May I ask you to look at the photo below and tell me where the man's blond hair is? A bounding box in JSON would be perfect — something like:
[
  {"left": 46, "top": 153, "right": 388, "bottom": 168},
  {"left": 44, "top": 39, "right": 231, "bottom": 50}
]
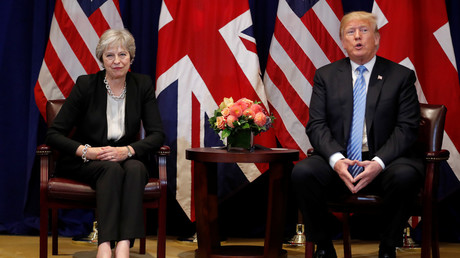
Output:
[{"left": 339, "top": 11, "right": 379, "bottom": 40}]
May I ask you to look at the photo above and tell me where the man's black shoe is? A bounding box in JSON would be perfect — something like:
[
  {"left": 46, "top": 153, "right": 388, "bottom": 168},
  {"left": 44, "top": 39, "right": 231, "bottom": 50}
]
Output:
[{"left": 314, "top": 248, "right": 337, "bottom": 258}]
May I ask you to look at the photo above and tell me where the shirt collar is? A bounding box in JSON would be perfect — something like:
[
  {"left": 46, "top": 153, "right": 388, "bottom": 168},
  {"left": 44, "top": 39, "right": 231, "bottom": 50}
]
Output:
[{"left": 350, "top": 56, "right": 376, "bottom": 74}]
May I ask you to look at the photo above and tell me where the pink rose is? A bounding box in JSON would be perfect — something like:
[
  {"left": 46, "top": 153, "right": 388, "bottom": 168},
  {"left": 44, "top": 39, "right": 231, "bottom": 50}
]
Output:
[
  {"left": 226, "top": 115, "right": 238, "bottom": 128},
  {"left": 254, "top": 112, "right": 267, "bottom": 127},
  {"left": 250, "top": 103, "right": 263, "bottom": 114},
  {"left": 221, "top": 107, "right": 230, "bottom": 117},
  {"left": 215, "top": 116, "right": 226, "bottom": 130},
  {"left": 243, "top": 108, "right": 256, "bottom": 119},
  {"left": 235, "top": 98, "right": 253, "bottom": 111},
  {"left": 229, "top": 105, "right": 243, "bottom": 117}
]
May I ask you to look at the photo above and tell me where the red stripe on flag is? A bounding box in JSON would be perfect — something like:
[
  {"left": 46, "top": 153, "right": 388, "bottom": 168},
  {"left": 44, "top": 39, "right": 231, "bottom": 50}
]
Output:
[
  {"left": 265, "top": 55, "right": 310, "bottom": 124},
  {"left": 54, "top": 0, "right": 100, "bottom": 75},
  {"left": 325, "top": 0, "right": 344, "bottom": 20},
  {"left": 34, "top": 82, "right": 48, "bottom": 118},
  {"left": 240, "top": 37, "right": 258, "bottom": 54},
  {"left": 302, "top": 11, "right": 346, "bottom": 63},
  {"left": 112, "top": 0, "right": 121, "bottom": 16},
  {"left": 192, "top": 93, "right": 201, "bottom": 149},
  {"left": 89, "top": 8, "right": 111, "bottom": 37},
  {"left": 43, "top": 43, "right": 74, "bottom": 98},
  {"left": 273, "top": 17, "right": 316, "bottom": 86}
]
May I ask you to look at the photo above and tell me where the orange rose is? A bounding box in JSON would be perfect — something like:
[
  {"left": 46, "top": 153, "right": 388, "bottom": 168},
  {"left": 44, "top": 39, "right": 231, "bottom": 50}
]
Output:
[
  {"left": 215, "top": 116, "right": 226, "bottom": 130},
  {"left": 221, "top": 107, "right": 230, "bottom": 117},
  {"left": 235, "top": 98, "right": 253, "bottom": 111},
  {"left": 229, "top": 105, "right": 243, "bottom": 117},
  {"left": 226, "top": 115, "right": 238, "bottom": 128},
  {"left": 243, "top": 108, "right": 256, "bottom": 119},
  {"left": 254, "top": 112, "right": 267, "bottom": 127},
  {"left": 250, "top": 103, "right": 263, "bottom": 114}
]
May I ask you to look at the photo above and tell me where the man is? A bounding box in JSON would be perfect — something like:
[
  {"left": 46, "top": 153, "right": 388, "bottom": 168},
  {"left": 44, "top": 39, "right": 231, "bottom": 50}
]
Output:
[{"left": 291, "top": 11, "right": 424, "bottom": 258}]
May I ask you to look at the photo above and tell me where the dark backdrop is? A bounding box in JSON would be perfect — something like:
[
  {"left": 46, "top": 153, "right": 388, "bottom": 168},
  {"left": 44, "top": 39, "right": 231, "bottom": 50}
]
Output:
[{"left": 1, "top": 0, "right": 460, "bottom": 242}]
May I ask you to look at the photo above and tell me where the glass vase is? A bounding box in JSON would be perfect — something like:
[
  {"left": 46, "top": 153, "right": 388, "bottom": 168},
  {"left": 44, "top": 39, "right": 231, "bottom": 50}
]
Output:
[{"left": 226, "top": 129, "right": 253, "bottom": 151}]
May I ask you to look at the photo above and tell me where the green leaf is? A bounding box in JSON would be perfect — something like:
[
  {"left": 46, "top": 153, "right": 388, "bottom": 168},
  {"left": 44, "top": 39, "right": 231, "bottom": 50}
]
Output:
[{"left": 222, "top": 129, "right": 231, "bottom": 139}]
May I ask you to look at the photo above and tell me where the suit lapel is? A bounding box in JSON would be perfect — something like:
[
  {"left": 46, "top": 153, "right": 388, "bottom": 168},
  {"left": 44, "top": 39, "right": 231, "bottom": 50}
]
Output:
[
  {"left": 124, "top": 72, "right": 134, "bottom": 139},
  {"left": 96, "top": 71, "right": 109, "bottom": 145},
  {"left": 366, "top": 57, "right": 385, "bottom": 135},
  {"left": 338, "top": 58, "right": 354, "bottom": 142}
]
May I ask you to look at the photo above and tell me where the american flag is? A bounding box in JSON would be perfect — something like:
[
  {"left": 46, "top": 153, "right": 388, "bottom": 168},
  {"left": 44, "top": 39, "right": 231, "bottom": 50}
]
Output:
[
  {"left": 264, "top": 0, "right": 345, "bottom": 160},
  {"left": 155, "top": 0, "right": 275, "bottom": 221},
  {"left": 34, "top": 0, "right": 124, "bottom": 119}
]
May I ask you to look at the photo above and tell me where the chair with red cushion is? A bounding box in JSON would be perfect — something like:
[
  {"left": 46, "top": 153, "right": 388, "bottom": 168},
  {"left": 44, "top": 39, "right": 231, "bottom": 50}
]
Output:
[
  {"left": 37, "top": 99, "right": 169, "bottom": 258},
  {"left": 304, "top": 103, "right": 449, "bottom": 258}
]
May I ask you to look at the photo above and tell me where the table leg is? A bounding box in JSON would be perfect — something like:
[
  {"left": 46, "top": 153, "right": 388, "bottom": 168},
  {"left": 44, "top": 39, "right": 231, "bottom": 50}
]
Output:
[
  {"left": 194, "top": 161, "right": 220, "bottom": 257},
  {"left": 264, "top": 161, "right": 290, "bottom": 257}
]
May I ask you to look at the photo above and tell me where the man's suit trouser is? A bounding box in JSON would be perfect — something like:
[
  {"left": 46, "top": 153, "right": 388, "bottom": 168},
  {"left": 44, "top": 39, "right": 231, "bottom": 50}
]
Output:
[{"left": 291, "top": 154, "right": 423, "bottom": 247}]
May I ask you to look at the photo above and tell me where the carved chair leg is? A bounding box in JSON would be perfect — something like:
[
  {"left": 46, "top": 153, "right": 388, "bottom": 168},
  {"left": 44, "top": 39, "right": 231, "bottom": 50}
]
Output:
[
  {"left": 52, "top": 209, "right": 59, "bottom": 255},
  {"left": 342, "top": 213, "right": 352, "bottom": 258},
  {"left": 39, "top": 207, "right": 48, "bottom": 258},
  {"left": 305, "top": 241, "right": 314, "bottom": 258}
]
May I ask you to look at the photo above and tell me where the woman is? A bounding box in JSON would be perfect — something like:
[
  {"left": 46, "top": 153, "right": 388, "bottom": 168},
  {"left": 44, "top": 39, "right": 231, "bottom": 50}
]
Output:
[{"left": 46, "top": 29, "right": 165, "bottom": 258}]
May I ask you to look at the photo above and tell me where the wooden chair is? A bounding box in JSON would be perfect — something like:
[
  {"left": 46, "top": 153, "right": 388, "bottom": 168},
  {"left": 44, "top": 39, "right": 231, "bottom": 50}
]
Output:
[
  {"left": 305, "top": 103, "right": 449, "bottom": 258},
  {"left": 37, "top": 99, "right": 170, "bottom": 258}
]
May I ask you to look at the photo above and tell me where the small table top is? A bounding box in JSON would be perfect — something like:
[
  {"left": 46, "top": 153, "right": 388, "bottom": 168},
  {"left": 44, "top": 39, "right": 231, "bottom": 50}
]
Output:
[{"left": 186, "top": 147, "right": 299, "bottom": 163}]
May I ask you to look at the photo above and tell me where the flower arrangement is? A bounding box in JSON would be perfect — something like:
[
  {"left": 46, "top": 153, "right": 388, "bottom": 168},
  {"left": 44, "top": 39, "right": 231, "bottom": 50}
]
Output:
[{"left": 209, "top": 97, "right": 274, "bottom": 147}]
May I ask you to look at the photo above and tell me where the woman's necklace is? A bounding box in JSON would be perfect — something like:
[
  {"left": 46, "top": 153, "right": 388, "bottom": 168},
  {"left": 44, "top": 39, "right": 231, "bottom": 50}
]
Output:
[{"left": 104, "top": 76, "right": 126, "bottom": 100}]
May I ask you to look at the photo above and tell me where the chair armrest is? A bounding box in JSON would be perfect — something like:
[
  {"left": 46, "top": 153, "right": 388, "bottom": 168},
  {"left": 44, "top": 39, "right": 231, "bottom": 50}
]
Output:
[
  {"left": 425, "top": 149, "right": 450, "bottom": 162},
  {"left": 37, "top": 144, "right": 53, "bottom": 198},
  {"left": 156, "top": 145, "right": 170, "bottom": 191},
  {"left": 423, "top": 149, "right": 450, "bottom": 204},
  {"left": 307, "top": 148, "right": 314, "bottom": 157},
  {"left": 36, "top": 144, "right": 52, "bottom": 156},
  {"left": 36, "top": 144, "right": 53, "bottom": 180},
  {"left": 156, "top": 145, "right": 171, "bottom": 156}
]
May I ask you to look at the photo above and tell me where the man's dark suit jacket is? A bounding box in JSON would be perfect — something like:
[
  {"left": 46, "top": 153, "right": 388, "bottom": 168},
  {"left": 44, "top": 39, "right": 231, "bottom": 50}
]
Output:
[
  {"left": 306, "top": 56, "right": 422, "bottom": 170},
  {"left": 46, "top": 70, "right": 165, "bottom": 173}
]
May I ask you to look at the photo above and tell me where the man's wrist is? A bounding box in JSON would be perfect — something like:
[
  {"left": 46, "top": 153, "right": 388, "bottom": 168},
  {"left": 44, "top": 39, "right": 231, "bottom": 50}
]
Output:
[
  {"left": 372, "top": 156, "right": 385, "bottom": 170},
  {"left": 329, "top": 152, "right": 345, "bottom": 169}
]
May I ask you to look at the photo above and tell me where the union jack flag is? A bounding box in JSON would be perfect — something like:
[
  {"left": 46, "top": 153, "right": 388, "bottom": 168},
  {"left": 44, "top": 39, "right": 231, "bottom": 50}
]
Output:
[
  {"left": 373, "top": 0, "right": 460, "bottom": 186},
  {"left": 155, "top": 0, "right": 276, "bottom": 221},
  {"left": 373, "top": 0, "right": 460, "bottom": 227},
  {"left": 34, "top": 0, "right": 124, "bottom": 119}
]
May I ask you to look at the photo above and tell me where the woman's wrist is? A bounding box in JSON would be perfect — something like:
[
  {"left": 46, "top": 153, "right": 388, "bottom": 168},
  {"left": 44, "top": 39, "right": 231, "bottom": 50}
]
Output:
[
  {"left": 81, "top": 144, "right": 91, "bottom": 162},
  {"left": 126, "top": 145, "right": 133, "bottom": 158}
]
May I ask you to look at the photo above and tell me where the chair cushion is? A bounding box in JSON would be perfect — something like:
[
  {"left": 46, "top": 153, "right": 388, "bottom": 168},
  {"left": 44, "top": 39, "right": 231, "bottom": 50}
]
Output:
[
  {"left": 48, "top": 178, "right": 95, "bottom": 201},
  {"left": 48, "top": 177, "right": 161, "bottom": 201},
  {"left": 328, "top": 194, "right": 383, "bottom": 213},
  {"left": 143, "top": 179, "right": 161, "bottom": 200}
]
